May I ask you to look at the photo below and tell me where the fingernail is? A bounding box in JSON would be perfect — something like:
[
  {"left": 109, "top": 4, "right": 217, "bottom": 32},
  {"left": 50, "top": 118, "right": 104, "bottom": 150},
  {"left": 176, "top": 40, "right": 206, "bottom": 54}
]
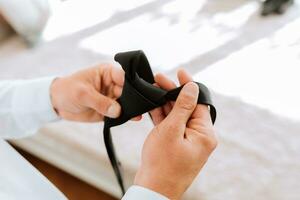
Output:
[
  {"left": 107, "top": 102, "right": 121, "bottom": 118},
  {"left": 183, "top": 82, "right": 198, "bottom": 96}
]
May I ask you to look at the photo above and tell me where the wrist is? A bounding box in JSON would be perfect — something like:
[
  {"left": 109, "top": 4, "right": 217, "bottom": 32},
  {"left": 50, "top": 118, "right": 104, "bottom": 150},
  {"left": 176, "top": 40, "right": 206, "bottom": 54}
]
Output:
[
  {"left": 134, "top": 169, "right": 184, "bottom": 200},
  {"left": 50, "top": 77, "right": 62, "bottom": 115}
]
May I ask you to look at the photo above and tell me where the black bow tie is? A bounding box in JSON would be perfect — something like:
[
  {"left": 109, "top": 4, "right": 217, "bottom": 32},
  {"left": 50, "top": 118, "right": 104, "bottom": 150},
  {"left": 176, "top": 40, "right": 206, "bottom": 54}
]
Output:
[{"left": 103, "top": 50, "right": 217, "bottom": 195}]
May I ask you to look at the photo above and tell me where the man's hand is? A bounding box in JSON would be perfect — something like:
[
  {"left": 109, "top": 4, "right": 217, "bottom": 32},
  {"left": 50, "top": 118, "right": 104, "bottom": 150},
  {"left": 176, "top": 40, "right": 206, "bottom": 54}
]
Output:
[
  {"left": 50, "top": 64, "right": 141, "bottom": 122},
  {"left": 134, "top": 69, "right": 217, "bottom": 199}
]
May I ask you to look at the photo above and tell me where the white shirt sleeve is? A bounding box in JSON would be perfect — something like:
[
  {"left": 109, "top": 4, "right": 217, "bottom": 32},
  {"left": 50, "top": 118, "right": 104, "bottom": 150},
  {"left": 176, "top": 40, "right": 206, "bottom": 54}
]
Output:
[
  {"left": 122, "top": 186, "right": 169, "bottom": 200},
  {"left": 0, "top": 77, "right": 60, "bottom": 139},
  {"left": 0, "top": 78, "right": 169, "bottom": 199}
]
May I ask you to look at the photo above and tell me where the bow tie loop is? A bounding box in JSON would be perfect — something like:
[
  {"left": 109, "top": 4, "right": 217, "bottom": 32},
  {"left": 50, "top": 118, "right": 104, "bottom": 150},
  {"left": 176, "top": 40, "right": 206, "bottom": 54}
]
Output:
[{"left": 104, "top": 50, "right": 217, "bottom": 195}]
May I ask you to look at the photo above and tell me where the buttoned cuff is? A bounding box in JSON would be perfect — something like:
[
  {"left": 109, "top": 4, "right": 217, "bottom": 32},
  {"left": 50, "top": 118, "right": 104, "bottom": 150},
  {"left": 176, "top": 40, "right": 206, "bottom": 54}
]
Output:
[
  {"left": 12, "top": 77, "right": 60, "bottom": 137},
  {"left": 122, "top": 185, "right": 169, "bottom": 200}
]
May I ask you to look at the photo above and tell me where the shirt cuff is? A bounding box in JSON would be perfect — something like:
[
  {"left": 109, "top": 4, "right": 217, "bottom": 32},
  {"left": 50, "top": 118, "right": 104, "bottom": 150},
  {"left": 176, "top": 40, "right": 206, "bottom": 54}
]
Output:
[
  {"left": 122, "top": 186, "right": 169, "bottom": 200},
  {"left": 12, "top": 77, "right": 60, "bottom": 137}
]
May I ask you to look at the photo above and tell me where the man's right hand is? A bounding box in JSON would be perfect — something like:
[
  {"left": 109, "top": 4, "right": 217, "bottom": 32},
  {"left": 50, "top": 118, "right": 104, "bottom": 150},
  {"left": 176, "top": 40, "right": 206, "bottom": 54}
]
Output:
[{"left": 134, "top": 69, "right": 218, "bottom": 199}]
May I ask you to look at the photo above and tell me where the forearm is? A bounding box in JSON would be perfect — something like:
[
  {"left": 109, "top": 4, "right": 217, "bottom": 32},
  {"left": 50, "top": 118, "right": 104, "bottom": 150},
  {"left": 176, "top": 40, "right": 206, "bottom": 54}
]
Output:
[
  {"left": 0, "top": 77, "right": 59, "bottom": 138},
  {"left": 0, "top": 77, "right": 169, "bottom": 199}
]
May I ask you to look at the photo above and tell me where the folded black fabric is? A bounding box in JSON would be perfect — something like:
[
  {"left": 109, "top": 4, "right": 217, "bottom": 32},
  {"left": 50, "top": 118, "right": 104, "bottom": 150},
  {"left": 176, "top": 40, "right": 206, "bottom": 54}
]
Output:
[{"left": 103, "top": 50, "right": 217, "bottom": 195}]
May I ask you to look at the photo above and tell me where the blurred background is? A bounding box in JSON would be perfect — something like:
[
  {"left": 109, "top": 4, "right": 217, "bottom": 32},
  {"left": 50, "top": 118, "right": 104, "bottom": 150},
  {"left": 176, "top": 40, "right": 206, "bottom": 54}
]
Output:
[{"left": 1, "top": 0, "right": 300, "bottom": 199}]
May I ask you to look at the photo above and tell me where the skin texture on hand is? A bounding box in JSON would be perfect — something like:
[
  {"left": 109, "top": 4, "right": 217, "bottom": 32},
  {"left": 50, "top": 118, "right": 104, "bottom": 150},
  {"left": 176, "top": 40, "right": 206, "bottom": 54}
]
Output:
[
  {"left": 50, "top": 64, "right": 216, "bottom": 199},
  {"left": 50, "top": 64, "right": 141, "bottom": 122},
  {"left": 134, "top": 69, "right": 218, "bottom": 200}
]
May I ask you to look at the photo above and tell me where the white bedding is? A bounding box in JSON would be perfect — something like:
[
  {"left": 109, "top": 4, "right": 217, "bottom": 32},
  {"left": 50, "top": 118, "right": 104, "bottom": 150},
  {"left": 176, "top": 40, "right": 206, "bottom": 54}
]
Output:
[{"left": 1, "top": 0, "right": 300, "bottom": 199}]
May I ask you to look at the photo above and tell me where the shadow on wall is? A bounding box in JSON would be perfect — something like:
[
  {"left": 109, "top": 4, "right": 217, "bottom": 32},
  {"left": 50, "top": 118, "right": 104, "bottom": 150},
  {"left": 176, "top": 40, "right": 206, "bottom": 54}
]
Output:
[{"left": 1, "top": 0, "right": 299, "bottom": 80}]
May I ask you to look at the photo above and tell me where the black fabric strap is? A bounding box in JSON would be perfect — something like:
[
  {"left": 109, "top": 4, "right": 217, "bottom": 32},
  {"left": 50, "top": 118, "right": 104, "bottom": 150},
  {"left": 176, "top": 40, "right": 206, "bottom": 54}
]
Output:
[{"left": 103, "top": 50, "right": 217, "bottom": 195}]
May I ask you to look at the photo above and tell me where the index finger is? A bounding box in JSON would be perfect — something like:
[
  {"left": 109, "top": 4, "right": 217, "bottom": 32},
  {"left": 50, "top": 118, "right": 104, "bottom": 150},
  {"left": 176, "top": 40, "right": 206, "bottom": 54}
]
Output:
[
  {"left": 177, "top": 69, "right": 211, "bottom": 120},
  {"left": 111, "top": 65, "right": 125, "bottom": 87}
]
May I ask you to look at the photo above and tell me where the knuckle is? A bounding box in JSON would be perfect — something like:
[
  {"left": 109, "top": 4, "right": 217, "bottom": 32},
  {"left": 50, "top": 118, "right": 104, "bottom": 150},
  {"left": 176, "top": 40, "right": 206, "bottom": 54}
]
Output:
[
  {"left": 201, "top": 135, "right": 218, "bottom": 151},
  {"left": 193, "top": 127, "right": 217, "bottom": 151},
  {"left": 103, "top": 99, "right": 113, "bottom": 111},
  {"left": 76, "top": 85, "right": 89, "bottom": 98},
  {"left": 165, "top": 121, "right": 179, "bottom": 132},
  {"left": 159, "top": 121, "right": 181, "bottom": 139},
  {"left": 177, "top": 94, "right": 195, "bottom": 111},
  {"left": 152, "top": 125, "right": 162, "bottom": 136}
]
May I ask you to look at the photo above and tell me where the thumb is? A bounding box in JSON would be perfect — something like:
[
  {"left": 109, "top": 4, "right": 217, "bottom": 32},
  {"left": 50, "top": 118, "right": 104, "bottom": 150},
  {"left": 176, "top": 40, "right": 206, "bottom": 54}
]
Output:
[
  {"left": 85, "top": 89, "right": 121, "bottom": 118},
  {"left": 163, "top": 82, "right": 199, "bottom": 130}
]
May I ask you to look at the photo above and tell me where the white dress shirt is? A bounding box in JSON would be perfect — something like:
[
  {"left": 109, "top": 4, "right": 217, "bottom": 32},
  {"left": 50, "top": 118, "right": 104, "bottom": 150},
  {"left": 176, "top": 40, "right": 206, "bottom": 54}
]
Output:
[{"left": 0, "top": 77, "right": 168, "bottom": 200}]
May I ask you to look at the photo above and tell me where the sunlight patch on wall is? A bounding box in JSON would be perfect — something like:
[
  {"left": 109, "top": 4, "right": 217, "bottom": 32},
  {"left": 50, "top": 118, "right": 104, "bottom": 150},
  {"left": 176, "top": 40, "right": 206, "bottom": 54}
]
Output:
[
  {"left": 79, "top": 14, "right": 235, "bottom": 71},
  {"left": 212, "top": 2, "right": 258, "bottom": 29},
  {"left": 42, "top": 0, "right": 153, "bottom": 41},
  {"left": 79, "top": 0, "right": 257, "bottom": 71},
  {"left": 161, "top": 0, "right": 207, "bottom": 20},
  {"left": 194, "top": 18, "right": 300, "bottom": 121}
]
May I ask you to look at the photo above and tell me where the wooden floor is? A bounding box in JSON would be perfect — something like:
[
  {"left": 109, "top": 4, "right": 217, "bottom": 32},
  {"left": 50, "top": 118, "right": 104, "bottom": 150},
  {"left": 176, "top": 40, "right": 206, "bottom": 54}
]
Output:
[{"left": 13, "top": 146, "right": 117, "bottom": 200}]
